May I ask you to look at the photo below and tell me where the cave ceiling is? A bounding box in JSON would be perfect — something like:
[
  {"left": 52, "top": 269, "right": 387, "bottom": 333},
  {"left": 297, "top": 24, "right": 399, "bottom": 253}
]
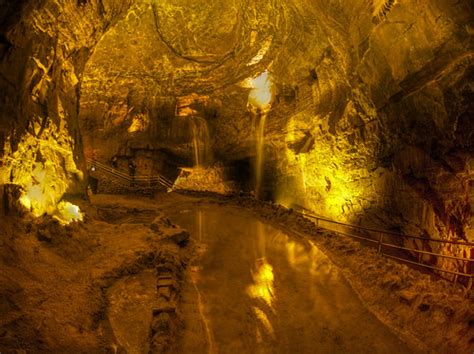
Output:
[
  {"left": 80, "top": 0, "right": 337, "bottom": 160},
  {"left": 81, "top": 0, "right": 318, "bottom": 96},
  {"left": 81, "top": 0, "right": 473, "bottom": 162},
  {"left": 0, "top": 0, "right": 472, "bottom": 242}
]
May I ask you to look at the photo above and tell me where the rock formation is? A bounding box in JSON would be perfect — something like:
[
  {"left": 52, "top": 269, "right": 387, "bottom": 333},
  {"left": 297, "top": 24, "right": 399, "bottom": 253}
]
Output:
[{"left": 0, "top": 0, "right": 472, "bottom": 274}]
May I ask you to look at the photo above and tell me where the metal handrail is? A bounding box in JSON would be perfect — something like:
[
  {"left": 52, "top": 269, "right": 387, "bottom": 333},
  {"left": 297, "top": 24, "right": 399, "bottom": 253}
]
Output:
[
  {"left": 302, "top": 212, "right": 474, "bottom": 246},
  {"left": 87, "top": 158, "right": 173, "bottom": 189},
  {"left": 385, "top": 255, "right": 470, "bottom": 278},
  {"left": 381, "top": 242, "right": 471, "bottom": 262},
  {"left": 299, "top": 211, "right": 472, "bottom": 287}
]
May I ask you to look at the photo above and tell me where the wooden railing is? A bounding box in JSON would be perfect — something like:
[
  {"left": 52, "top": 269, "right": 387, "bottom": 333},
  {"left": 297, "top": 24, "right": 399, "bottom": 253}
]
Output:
[
  {"left": 87, "top": 158, "right": 174, "bottom": 190},
  {"left": 299, "top": 211, "right": 473, "bottom": 292}
]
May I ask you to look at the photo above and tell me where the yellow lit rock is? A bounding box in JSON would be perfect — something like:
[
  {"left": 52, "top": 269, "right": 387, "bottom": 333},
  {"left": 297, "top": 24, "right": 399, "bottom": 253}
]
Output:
[
  {"left": 280, "top": 113, "right": 371, "bottom": 221},
  {"left": 128, "top": 113, "right": 150, "bottom": 133},
  {"left": 252, "top": 306, "right": 275, "bottom": 339},
  {"left": 247, "top": 37, "right": 273, "bottom": 66},
  {"left": 55, "top": 201, "right": 83, "bottom": 225},
  {"left": 1, "top": 118, "right": 84, "bottom": 224}
]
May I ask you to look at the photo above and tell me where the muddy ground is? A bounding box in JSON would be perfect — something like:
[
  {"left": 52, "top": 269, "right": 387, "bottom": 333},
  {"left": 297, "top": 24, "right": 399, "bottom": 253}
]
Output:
[
  {"left": 0, "top": 194, "right": 192, "bottom": 353},
  {"left": 0, "top": 192, "right": 472, "bottom": 353}
]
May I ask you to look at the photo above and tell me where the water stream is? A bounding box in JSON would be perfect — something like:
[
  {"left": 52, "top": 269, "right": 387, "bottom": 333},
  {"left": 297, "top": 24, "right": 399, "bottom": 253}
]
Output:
[
  {"left": 190, "top": 117, "right": 211, "bottom": 168},
  {"left": 171, "top": 205, "right": 416, "bottom": 354},
  {"left": 170, "top": 116, "right": 211, "bottom": 168},
  {"left": 246, "top": 70, "right": 273, "bottom": 198},
  {"left": 254, "top": 112, "right": 267, "bottom": 199}
]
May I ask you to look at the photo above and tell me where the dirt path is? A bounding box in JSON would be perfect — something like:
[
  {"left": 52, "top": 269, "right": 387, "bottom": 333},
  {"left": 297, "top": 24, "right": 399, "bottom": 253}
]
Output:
[
  {"left": 169, "top": 204, "right": 418, "bottom": 354},
  {"left": 2, "top": 193, "right": 467, "bottom": 353}
]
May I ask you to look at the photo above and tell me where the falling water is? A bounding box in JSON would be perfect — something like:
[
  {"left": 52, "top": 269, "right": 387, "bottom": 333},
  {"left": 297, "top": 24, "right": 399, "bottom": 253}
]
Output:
[
  {"left": 244, "top": 70, "right": 273, "bottom": 198},
  {"left": 254, "top": 112, "right": 267, "bottom": 199},
  {"left": 192, "top": 122, "right": 200, "bottom": 168},
  {"left": 190, "top": 117, "right": 211, "bottom": 168}
]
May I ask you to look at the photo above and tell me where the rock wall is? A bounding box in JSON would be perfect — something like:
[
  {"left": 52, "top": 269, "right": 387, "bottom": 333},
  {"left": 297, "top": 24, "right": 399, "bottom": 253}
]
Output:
[
  {"left": 263, "top": 0, "right": 473, "bottom": 275},
  {"left": 173, "top": 166, "right": 236, "bottom": 195},
  {"left": 1, "top": 0, "right": 471, "bottom": 270},
  {"left": 0, "top": 0, "right": 136, "bottom": 204},
  {"left": 78, "top": 0, "right": 286, "bottom": 166},
  {"left": 78, "top": 0, "right": 472, "bottom": 246},
  {"left": 275, "top": 2, "right": 472, "bottom": 229}
]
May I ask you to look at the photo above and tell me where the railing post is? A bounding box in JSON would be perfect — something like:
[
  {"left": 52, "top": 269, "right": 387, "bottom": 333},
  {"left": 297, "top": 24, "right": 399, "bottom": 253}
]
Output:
[{"left": 377, "top": 233, "right": 383, "bottom": 254}]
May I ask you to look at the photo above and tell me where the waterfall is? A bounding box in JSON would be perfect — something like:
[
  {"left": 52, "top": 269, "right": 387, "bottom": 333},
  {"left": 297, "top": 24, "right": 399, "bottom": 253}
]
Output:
[
  {"left": 170, "top": 115, "right": 211, "bottom": 168},
  {"left": 254, "top": 112, "right": 267, "bottom": 199},
  {"left": 189, "top": 116, "right": 211, "bottom": 168},
  {"left": 192, "top": 122, "right": 200, "bottom": 167},
  {"left": 243, "top": 70, "right": 273, "bottom": 198}
]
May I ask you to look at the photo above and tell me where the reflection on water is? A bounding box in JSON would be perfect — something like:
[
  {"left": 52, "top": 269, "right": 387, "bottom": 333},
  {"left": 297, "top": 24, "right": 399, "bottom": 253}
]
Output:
[
  {"left": 253, "top": 306, "right": 275, "bottom": 341},
  {"left": 246, "top": 258, "right": 275, "bottom": 308},
  {"left": 246, "top": 257, "right": 276, "bottom": 341},
  {"left": 285, "top": 240, "right": 310, "bottom": 270},
  {"left": 172, "top": 207, "right": 415, "bottom": 354}
]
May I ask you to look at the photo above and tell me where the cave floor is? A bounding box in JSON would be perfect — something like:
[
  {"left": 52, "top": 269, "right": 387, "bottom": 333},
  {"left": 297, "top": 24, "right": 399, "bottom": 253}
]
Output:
[{"left": 0, "top": 192, "right": 471, "bottom": 353}]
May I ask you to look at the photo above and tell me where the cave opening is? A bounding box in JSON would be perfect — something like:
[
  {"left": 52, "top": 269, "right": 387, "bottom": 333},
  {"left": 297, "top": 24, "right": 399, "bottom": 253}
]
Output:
[{"left": 0, "top": 0, "right": 473, "bottom": 352}]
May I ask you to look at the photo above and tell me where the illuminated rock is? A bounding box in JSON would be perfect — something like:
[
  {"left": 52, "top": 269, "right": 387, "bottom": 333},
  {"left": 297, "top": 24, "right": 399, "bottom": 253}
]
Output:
[
  {"left": 0, "top": 0, "right": 471, "bottom": 268},
  {"left": 0, "top": 119, "right": 83, "bottom": 224}
]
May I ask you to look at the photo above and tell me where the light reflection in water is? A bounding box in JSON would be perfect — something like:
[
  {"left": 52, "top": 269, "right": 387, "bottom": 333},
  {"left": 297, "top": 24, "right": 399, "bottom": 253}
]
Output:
[
  {"left": 246, "top": 258, "right": 275, "bottom": 308},
  {"left": 252, "top": 306, "right": 275, "bottom": 341},
  {"left": 172, "top": 208, "right": 413, "bottom": 354},
  {"left": 285, "top": 240, "right": 310, "bottom": 270},
  {"left": 246, "top": 256, "right": 276, "bottom": 342}
]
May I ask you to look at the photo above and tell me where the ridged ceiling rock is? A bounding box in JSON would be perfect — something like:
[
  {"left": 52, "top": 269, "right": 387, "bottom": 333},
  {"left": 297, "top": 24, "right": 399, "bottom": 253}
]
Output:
[{"left": 0, "top": 0, "right": 472, "bottom": 255}]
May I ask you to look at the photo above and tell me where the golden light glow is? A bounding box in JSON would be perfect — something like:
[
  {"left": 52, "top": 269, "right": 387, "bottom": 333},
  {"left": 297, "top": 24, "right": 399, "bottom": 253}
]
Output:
[
  {"left": 252, "top": 306, "right": 275, "bottom": 339},
  {"left": 282, "top": 115, "right": 369, "bottom": 221},
  {"left": 1, "top": 118, "right": 84, "bottom": 224},
  {"left": 242, "top": 71, "right": 274, "bottom": 111},
  {"left": 247, "top": 37, "right": 273, "bottom": 66},
  {"left": 372, "top": 0, "right": 398, "bottom": 18},
  {"left": 128, "top": 113, "right": 149, "bottom": 133},
  {"left": 173, "top": 166, "right": 234, "bottom": 194},
  {"left": 246, "top": 257, "right": 275, "bottom": 308},
  {"left": 286, "top": 240, "right": 311, "bottom": 270},
  {"left": 56, "top": 201, "right": 83, "bottom": 224},
  {"left": 176, "top": 93, "right": 209, "bottom": 117}
]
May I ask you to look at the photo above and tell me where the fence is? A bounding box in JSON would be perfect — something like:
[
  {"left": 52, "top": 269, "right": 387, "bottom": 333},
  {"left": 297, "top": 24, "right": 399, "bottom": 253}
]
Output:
[
  {"left": 86, "top": 158, "right": 174, "bottom": 190},
  {"left": 299, "top": 211, "right": 473, "bottom": 292}
]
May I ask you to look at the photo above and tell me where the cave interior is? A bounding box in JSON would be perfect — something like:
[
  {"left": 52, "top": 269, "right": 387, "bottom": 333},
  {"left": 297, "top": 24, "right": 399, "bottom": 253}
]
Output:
[{"left": 0, "top": 0, "right": 473, "bottom": 352}]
